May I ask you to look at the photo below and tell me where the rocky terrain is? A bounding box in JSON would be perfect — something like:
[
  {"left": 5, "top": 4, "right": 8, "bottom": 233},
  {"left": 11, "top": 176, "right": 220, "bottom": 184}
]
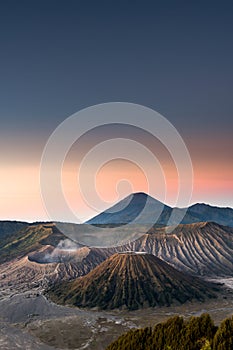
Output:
[{"left": 0, "top": 249, "right": 110, "bottom": 297}]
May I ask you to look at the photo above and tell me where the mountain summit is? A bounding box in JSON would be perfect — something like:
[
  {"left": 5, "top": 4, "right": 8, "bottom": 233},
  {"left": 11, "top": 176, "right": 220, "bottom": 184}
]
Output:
[{"left": 87, "top": 192, "right": 170, "bottom": 225}]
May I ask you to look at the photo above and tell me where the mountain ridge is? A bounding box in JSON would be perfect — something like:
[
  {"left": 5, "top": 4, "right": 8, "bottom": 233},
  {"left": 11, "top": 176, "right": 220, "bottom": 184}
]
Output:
[{"left": 86, "top": 192, "right": 233, "bottom": 227}]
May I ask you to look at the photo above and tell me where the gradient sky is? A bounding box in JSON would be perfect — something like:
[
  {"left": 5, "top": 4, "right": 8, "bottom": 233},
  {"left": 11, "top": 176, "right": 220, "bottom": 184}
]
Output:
[{"left": 0, "top": 0, "right": 232, "bottom": 222}]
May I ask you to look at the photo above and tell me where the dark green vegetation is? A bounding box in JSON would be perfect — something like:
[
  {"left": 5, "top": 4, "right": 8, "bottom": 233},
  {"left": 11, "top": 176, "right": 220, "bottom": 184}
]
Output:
[
  {"left": 47, "top": 253, "right": 219, "bottom": 310},
  {"left": 0, "top": 223, "right": 65, "bottom": 263},
  {"left": 87, "top": 192, "right": 233, "bottom": 227},
  {"left": 0, "top": 221, "right": 28, "bottom": 242},
  {"left": 106, "top": 314, "right": 233, "bottom": 350}
]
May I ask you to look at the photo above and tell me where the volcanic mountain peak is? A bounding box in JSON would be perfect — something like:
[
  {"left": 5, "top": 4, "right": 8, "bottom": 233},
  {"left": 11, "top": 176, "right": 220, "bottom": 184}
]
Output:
[
  {"left": 104, "top": 192, "right": 166, "bottom": 213},
  {"left": 129, "top": 191, "right": 163, "bottom": 203},
  {"left": 87, "top": 192, "right": 168, "bottom": 225},
  {"left": 129, "top": 191, "right": 150, "bottom": 199},
  {"left": 47, "top": 252, "right": 219, "bottom": 310}
]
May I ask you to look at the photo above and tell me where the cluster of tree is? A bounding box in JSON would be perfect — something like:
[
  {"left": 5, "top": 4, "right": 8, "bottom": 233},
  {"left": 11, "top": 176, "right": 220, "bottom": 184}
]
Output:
[{"left": 106, "top": 313, "right": 233, "bottom": 350}]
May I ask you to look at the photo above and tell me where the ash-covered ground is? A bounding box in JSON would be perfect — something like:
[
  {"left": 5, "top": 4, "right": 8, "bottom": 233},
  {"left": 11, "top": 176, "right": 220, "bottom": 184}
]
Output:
[{"left": 0, "top": 277, "right": 233, "bottom": 350}]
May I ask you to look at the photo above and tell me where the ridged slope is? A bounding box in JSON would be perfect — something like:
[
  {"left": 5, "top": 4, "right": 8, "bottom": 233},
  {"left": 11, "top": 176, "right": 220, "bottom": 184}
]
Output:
[
  {"left": 119, "top": 222, "right": 233, "bottom": 276},
  {"left": 47, "top": 253, "right": 218, "bottom": 310}
]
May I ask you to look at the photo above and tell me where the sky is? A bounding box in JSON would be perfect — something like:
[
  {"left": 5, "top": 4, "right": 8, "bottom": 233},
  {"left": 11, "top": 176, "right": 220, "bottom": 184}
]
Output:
[{"left": 0, "top": 0, "right": 232, "bottom": 222}]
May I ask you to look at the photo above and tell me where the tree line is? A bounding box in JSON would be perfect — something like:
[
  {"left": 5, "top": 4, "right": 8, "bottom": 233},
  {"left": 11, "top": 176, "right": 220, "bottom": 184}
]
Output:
[{"left": 106, "top": 313, "right": 233, "bottom": 350}]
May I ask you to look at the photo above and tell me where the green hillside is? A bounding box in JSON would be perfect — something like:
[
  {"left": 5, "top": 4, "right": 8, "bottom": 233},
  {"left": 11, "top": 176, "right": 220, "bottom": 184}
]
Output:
[{"left": 0, "top": 223, "right": 65, "bottom": 263}]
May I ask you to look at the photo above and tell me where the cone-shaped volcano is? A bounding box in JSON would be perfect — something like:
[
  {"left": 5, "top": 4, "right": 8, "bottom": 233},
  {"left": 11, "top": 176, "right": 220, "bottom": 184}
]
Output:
[
  {"left": 47, "top": 252, "right": 218, "bottom": 310},
  {"left": 86, "top": 192, "right": 169, "bottom": 225}
]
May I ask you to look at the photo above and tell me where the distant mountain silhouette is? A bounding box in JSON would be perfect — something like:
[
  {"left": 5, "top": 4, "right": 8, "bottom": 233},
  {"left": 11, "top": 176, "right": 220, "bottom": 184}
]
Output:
[
  {"left": 187, "top": 203, "right": 233, "bottom": 227},
  {"left": 87, "top": 192, "right": 233, "bottom": 227},
  {"left": 47, "top": 252, "right": 219, "bottom": 310},
  {"left": 87, "top": 192, "right": 168, "bottom": 225}
]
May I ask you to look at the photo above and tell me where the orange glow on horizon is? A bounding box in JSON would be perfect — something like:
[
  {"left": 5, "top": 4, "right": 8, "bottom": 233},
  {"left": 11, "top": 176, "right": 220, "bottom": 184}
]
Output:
[{"left": 1, "top": 142, "right": 232, "bottom": 222}]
